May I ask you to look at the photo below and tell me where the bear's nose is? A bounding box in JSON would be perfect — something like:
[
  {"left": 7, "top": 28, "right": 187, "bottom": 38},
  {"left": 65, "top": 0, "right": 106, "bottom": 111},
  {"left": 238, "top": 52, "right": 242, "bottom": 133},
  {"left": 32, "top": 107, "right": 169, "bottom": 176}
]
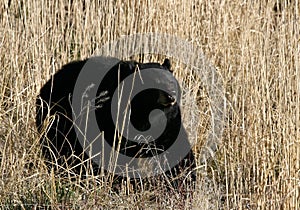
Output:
[{"left": 157, "top": 91, "right": 177, "bottom": 107}]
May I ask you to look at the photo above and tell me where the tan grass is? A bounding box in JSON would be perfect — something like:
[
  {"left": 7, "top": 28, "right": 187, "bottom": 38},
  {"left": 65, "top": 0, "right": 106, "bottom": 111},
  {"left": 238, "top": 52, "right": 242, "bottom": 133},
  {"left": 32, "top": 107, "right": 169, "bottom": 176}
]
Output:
[{"left": 0, "top": 0, "right": 299, "bottom": 209}]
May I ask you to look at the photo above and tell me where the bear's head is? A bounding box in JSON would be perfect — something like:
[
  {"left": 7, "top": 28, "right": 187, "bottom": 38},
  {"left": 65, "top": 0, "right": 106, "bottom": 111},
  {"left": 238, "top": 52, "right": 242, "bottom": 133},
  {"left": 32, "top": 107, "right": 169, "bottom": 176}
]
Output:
[{"left": 94, "top": 58, "right": 186, "bottom": 158}]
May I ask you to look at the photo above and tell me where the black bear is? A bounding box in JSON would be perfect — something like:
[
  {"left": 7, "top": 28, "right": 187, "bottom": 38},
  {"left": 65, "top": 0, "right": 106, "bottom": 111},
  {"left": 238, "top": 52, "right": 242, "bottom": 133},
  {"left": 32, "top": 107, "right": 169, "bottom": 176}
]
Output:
[{"left": 36, "top": 56, "right": 195, "bottom": 192}]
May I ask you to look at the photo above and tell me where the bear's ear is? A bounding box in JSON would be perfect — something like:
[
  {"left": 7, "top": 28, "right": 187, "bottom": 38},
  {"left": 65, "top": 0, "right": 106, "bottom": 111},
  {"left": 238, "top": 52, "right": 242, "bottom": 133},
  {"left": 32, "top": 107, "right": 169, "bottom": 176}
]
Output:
[
  {"left": 127, "top": 61, "right": 138, "bottom": 73},
  {"left": 162, "top": 58, "right": 173, "bottom": 73}
]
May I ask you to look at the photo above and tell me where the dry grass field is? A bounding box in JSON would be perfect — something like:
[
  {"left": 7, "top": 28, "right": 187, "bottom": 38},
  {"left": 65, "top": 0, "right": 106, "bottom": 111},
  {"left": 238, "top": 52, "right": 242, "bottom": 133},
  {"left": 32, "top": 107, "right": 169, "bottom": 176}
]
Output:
[{"left": 0, "top": 0, "right": 299, "bottom": 209}]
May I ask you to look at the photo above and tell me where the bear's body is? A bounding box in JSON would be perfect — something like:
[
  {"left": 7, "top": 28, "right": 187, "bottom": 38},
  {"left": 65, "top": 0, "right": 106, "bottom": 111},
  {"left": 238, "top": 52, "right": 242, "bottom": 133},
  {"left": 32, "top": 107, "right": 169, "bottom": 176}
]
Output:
[{"left": 36, "top": 56, "right": 195, "bottom": 192}]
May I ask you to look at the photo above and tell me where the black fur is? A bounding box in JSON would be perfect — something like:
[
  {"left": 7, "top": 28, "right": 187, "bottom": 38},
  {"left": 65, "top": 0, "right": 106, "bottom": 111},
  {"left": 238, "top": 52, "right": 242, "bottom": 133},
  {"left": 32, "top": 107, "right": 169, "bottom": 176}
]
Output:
[{"left": 36, "top": 57, "right": 196, "bottom": 192}]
